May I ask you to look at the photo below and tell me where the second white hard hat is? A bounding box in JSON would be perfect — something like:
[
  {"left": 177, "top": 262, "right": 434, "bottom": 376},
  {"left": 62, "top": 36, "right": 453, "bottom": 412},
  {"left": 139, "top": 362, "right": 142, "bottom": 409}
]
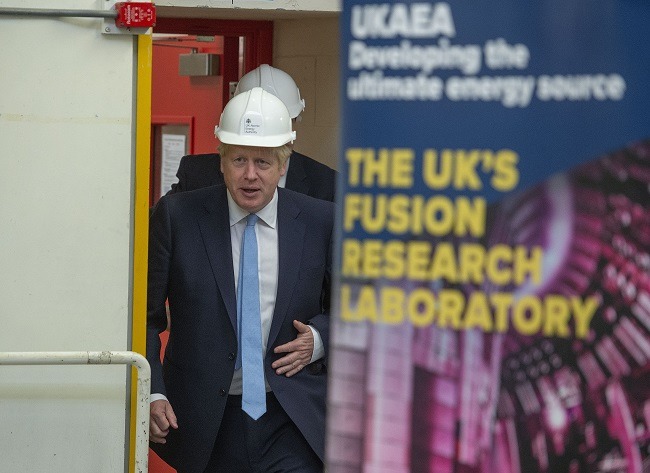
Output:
[
  {"left": 234, "top": 64, "right": 306, "bottom": 119},
  {"left": 215, "top": 87, "right": 296, "bottom": 147}
]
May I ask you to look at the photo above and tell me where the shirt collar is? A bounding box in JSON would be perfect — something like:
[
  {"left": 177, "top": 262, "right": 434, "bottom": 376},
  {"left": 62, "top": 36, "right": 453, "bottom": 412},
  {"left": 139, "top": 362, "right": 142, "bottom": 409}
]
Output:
[{"left": 227, "top": 188, "right": 278, "bottom": 229}]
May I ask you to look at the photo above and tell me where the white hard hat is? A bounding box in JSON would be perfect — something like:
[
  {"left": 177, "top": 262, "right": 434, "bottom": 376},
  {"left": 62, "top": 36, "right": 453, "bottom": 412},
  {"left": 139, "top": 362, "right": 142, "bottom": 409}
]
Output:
[
  {"left": 215, "top": 87, "right": 296, "bottom": 147},
  {"left": 234, "top": 64, "right": 306, "bottom": 119}
]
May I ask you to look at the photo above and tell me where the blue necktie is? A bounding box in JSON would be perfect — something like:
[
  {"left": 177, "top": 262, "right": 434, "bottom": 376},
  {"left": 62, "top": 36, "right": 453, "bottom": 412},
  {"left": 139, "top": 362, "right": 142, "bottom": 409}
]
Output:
[{"left": 237, "top": 214, "right": 266, "bottom": 420}]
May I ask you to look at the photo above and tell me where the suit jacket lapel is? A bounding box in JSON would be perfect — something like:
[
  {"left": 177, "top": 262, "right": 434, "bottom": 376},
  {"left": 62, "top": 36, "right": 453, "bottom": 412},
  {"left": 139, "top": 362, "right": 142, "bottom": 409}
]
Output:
[
  {"left": 197, "top": 187, "right": 237, "bottom": 331},
  {"left": 267, "top": 190, "right": 305, "bottom": 351},
  {"left": 285, "top": 152, "right": 309, "bottom": 195}
]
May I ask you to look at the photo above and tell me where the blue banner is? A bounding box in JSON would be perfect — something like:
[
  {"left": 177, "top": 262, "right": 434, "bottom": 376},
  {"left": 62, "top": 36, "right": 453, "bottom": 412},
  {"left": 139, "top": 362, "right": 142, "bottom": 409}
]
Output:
[{"left": 327, "top": 2, "right": 650, "bottom": 472}]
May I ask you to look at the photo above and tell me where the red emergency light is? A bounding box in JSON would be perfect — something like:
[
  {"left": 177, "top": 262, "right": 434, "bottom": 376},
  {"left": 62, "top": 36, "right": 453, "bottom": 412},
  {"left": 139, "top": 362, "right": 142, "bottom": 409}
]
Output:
[{"left": 114, "top": 2, "right": 156, "bottom": 29}]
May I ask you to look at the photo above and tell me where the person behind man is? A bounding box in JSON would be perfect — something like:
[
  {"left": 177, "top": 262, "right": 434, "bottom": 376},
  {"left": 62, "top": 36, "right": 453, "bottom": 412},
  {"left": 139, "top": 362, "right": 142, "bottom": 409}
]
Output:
[
  {"left": 147, "top": 87, "right": 333, "bottom": 472},
  {"left": 167, "top": 64, "right": 336, "bottom": 202}
]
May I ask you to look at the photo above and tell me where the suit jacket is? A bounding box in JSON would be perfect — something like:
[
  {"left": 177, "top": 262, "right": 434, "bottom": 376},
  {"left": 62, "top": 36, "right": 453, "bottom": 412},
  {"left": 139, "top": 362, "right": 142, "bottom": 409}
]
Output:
[
  {"left": 147, "top": 185, "right": 333, "bottom": 473},
  {"left": 168, "top": 150, "right": 337, "bottom": 202}
]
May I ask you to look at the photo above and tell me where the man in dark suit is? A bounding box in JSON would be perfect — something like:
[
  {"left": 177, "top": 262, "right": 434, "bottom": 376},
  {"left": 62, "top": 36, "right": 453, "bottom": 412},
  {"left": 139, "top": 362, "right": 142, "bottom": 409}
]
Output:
[
  {"left": 167, "top": 64, "right": 336, "bottom": 202},
  {"left": 147, "top": 87, "right": 333, "bottom": 472}
]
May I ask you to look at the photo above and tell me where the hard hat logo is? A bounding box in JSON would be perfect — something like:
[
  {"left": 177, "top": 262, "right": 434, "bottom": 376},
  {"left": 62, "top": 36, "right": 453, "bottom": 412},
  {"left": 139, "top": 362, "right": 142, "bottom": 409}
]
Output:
[
  {"left": 215, "top": 87, "right": 295, "bottom": 147},
  {"left": 241, "top": 113, "right": 263, "bottom": 136}
]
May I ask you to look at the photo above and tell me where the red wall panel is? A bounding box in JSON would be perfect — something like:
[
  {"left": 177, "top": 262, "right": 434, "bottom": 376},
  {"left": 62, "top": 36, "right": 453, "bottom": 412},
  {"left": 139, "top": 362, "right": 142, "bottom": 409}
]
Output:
[{"left": 152, "top": 37, "right": 224, "bottom": 155}]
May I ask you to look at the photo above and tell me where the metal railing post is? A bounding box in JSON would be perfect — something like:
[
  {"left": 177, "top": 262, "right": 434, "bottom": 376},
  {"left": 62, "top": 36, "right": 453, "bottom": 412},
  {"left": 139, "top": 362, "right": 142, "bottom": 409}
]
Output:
[{"left": 0, "top": 351, "right": 150, "bottom": 473}]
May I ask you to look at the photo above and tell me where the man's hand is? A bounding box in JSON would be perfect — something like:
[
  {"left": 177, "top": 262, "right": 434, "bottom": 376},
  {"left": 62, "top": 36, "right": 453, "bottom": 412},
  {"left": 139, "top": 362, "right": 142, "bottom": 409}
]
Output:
[
  {"left": 272, "top": 320, "right": 314, "bottom": 377},
  {"left": 150, "top": 399, "right": 178, "bottom": 444}
]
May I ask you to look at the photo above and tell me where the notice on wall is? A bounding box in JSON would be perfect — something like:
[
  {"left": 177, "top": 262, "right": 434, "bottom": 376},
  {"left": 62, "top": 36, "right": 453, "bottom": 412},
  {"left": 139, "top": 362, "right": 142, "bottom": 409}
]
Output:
[
  {"left": 326, "top": 2, "right": 650, "bottom": 473},
  {"left": 160, "top": 134, "right": 186, "bottom": 198}
]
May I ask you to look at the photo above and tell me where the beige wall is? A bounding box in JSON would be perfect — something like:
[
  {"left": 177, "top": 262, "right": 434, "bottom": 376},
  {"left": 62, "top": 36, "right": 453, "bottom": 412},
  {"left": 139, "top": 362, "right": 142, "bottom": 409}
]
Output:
[
  {"left": 274, "top": 17, "right": 340, "bottom": 170},
  {"left": 0, "top": 0, "right": 139, "bottom": 470}
]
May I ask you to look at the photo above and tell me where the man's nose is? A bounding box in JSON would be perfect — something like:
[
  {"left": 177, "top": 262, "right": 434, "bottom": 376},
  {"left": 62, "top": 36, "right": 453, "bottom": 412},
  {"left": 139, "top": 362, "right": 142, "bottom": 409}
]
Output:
[{"left": 243, "top": 162, "right": 257, "bottom": 179}]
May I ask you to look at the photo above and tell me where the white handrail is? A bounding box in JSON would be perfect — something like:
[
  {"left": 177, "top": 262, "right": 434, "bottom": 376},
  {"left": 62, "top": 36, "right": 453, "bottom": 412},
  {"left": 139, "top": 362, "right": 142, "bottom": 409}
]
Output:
[{"left": 0, "top": 351, "right": 150, "bottom": 473}]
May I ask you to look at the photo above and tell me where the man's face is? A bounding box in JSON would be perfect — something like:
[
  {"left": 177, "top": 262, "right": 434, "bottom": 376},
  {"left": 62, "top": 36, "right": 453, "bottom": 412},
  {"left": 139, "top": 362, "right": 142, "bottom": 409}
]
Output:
[{"left": 221, "top": 145, "right": 287, "bottom": 213}]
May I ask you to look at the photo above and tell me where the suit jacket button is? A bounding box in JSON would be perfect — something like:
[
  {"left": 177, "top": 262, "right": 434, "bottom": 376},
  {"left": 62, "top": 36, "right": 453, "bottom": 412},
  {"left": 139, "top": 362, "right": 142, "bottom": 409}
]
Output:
[
  {"left": 219, "top": 389, "right": 226, "bottom": 396},
  {"left": 228, "top": 352, "right": 235, "bottom": 360}
]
